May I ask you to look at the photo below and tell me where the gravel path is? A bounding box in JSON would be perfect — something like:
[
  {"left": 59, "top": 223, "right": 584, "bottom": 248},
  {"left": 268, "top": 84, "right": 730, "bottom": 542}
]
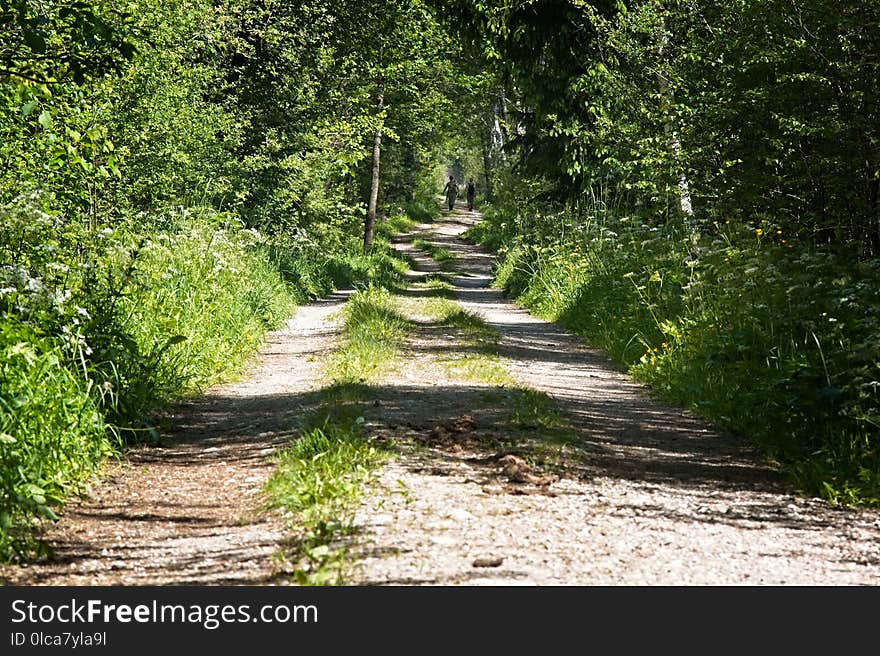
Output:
[
  {"left": 0, "top": 292, "right": 351, "bottom": 585},
  {"left": 346, "top": 203, "right": 880, "bottom": 585},
  {"left": 4, "top": 204, "right": 880, "bottom": 587}
]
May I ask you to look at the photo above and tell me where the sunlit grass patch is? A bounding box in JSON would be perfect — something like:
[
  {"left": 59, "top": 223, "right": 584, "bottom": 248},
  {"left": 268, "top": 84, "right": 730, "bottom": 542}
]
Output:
[
  {"left": 412, "top": 237, "right": 456, "bottom": 265},
  {"left": 325, "top": 286, "right": 412, "bottom": 384},
  {"left": 410, "top": 275, "right": 457, "bottom": 299}
]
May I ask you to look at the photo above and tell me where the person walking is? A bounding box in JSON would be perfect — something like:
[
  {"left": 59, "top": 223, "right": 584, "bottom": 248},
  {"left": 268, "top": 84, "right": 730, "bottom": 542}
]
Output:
[
  {"left": 465, "top": 178, "right": 476, "bottom": 211},
  {"left": 442, "top": 175, "right": 459, "bottom": 212}
]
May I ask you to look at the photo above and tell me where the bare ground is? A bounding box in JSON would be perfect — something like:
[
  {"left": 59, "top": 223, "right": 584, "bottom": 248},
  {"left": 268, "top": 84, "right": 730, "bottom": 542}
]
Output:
[{"left": 4, "top": 203, "right": 880, "bottom": 586}]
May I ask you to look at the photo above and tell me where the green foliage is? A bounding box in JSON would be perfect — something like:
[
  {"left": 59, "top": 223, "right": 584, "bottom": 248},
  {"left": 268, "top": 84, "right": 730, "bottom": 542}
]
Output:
[
  {"left": 110, "top": 0, "right": 242, "bottom": 213},
  {"left": 1, "top": 0, "right": 470, "bottom": 562},
  {"left": 0, "top": 192, "right": 314, "bottom": 556},
  {"left": 0, "top": 327, "right": 112, "bottom": 561},
  {"left": 476, "top": 200, "right": 880, "bottom": 504},
  {"left": 448, "top": 0, "right": 880, "bottom": 253}
]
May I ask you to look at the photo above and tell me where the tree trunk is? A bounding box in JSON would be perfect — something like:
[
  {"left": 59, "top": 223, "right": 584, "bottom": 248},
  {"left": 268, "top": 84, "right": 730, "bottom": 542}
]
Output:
[
  {"left": 655, "top": 12, "right": 695, "bottom": 231},
  {"left": 481, "top": 129, "right": 494, "bottom": 202},
  {"left": 363, "top": 86, "right": 384, "bottom": 254}
]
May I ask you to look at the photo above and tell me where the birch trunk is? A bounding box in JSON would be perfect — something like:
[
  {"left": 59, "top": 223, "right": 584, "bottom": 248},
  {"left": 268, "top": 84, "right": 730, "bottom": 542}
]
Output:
[
  {"left": 363, "top": 85, "right": 384, "bottom": 254},
  {"left": 655, "top": 13, "right": 695, "bottom": 230}
]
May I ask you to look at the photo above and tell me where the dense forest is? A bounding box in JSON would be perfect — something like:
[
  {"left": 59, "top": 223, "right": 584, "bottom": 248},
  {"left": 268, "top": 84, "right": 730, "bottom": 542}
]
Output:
[{"left": 1, "top": 0, "right": 878, "bottom": 560}]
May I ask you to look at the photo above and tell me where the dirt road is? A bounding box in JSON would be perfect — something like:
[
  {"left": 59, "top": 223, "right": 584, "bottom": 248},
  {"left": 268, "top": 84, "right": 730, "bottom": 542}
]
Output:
[{"left": 4, "top": 205, "right": 880, "bottom": 586}]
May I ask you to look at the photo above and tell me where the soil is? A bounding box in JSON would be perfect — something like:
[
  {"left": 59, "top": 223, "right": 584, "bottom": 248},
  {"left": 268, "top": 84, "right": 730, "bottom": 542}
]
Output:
[{"left": 4, "top": 202, "right": 880, "bottom": 586}]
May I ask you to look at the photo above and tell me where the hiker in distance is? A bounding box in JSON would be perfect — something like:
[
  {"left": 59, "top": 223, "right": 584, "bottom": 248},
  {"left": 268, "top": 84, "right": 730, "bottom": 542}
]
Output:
[
  {"left": 443, "top": 175, "right": 459, "bottom": 212},
  {"left": 466, "top": 178, "right": 476, "bottom": 211}
]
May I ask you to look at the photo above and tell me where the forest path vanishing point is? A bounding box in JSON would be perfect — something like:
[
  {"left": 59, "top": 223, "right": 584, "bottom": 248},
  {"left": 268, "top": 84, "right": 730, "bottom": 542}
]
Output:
[{"left": 4, "top": 202, "right": 880, "bottom": 585}]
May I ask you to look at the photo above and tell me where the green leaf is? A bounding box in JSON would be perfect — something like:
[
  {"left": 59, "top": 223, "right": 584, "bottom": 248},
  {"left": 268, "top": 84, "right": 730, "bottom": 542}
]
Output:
[
  {"left": 37, "top": 110, "right": 53, "bottom": 131},
  {"left": 37, "top": 505, "right": 59, "bottom": 521},
  {"left": 22, "top": 27, "right": 46, "bottom": 53},
  {"left": 21, "top": 100, "right": 38, "bottom": 116}
]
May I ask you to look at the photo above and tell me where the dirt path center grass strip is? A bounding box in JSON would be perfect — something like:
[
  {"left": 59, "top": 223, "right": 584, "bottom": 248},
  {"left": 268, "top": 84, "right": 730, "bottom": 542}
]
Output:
[
  {"left": 264, "top": 231, "right": 583, "bottom": 584},
  {"left": 262, "top": 286, "right": 412, "bottom": 584}
]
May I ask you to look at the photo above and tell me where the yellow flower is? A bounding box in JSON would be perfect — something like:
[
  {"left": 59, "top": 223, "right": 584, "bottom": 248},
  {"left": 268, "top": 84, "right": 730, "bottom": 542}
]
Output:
[{"left": 756, "top": 228, "right": 763, "bottom": 236}]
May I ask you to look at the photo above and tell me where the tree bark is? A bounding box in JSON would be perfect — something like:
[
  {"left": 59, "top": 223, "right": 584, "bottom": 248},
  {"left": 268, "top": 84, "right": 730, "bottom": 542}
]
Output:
[
  {"left": 363, "top": 85, "right": 384, "bottom": 254},
  {"left": 655, "top": 12, "right": 695, "bottom": 231},
  {"left": 481, "top": 129, "right": 494, "bottom": 202}
]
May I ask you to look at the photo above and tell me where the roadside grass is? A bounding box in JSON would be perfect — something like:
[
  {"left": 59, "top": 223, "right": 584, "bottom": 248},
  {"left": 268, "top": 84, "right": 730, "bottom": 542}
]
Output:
[
  {"left": 0, "top": 206, "right": 301, "bottom": 560},
  {"left": 471, "top": 204, "right": 880, "bottom": 506}
]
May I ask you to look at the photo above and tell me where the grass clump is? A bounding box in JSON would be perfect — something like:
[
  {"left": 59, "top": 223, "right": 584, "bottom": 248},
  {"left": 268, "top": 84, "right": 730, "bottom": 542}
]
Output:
[
  {"left": 264, "top": 406, "right": 386, "bottom": 586},
  {"left": 406, "top": 294, "right": 575, "bottom": 448},
  {"left": 325, "top": 286, "right": 412, "bottom": 384},
  {"left": 404, "top": 200, "right": 440, "bottom": 224},
  {"left": 412, "top": 238, "right": 456, "bottom": 265}
]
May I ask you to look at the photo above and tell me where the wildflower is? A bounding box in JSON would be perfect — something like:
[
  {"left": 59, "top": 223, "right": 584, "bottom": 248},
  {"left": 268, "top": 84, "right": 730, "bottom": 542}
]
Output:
[{"left": 25, "top": 277, "right": 45, "bottom": 292}]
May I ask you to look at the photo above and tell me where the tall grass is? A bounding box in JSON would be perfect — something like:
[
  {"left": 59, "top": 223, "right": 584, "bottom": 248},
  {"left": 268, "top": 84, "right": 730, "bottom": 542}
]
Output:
[
  {"left": 471, "top": 205, "right": 880, "bottom": 505},
  {"left": 0, "top": 195, "right": 401, "bottom": 560},
  {"left": 0, "top": 330, "right": 113, "bottom": 560}
]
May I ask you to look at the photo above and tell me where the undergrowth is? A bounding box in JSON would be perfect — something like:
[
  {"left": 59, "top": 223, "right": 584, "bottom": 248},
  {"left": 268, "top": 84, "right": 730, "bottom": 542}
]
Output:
[{"left": 468, "top": 202, "right": 880, "bottom": 506}]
